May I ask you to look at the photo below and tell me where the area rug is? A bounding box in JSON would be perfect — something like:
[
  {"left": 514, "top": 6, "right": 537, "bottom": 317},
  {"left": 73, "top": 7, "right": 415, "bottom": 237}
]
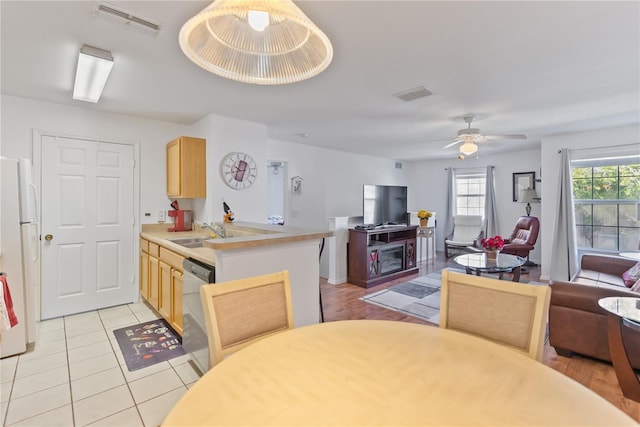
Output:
[
  {"left": 360, "top": 268, "right": 547, "bottom": 325},
  {"left": 113, "top": 319, "right": 185, "bottom": 372},
  {"left": 361, "top": 272, "right": 447, "bottom": 324}
]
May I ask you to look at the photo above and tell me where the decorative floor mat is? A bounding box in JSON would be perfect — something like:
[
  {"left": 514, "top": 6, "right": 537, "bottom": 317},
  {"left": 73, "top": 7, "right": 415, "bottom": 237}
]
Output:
[{"left": 113, "top": 319, "right": 186, "bottom": 371}]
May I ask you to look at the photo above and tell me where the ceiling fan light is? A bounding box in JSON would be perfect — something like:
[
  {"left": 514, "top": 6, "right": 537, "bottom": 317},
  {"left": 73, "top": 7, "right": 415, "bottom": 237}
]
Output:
[
  {"left": 179, "top": 0, "right": 333, "bottom": 85},
  {"left": 460, "top": 142, "right": 478, "bottom": 156}
]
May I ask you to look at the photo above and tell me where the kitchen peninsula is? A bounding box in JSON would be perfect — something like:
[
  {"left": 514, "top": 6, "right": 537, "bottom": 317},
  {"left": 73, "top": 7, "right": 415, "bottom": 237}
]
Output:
[{"left": 140, "top": 222, "right": 332, "bottom": 333}]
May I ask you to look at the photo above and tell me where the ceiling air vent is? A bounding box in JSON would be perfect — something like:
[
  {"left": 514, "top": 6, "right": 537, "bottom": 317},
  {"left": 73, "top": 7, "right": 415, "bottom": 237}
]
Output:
[
  {"left": 94, "top": 2, "right": 162, "bottom": 32},
  {"left": 393, "top": 86, "right": 433, "bottom": 102}
]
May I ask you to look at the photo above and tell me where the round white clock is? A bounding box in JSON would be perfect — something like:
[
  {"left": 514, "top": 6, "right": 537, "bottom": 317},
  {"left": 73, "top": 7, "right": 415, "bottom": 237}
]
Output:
[{"left": 220, "top": 152, "right": 257, "bottom": 190}]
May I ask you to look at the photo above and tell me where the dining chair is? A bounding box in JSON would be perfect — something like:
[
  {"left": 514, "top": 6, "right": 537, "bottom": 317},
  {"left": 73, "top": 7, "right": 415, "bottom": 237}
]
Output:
[
  {"left": 200, "top": 270, "right": 294, "bottom": 370},
  {"left": 440, "top": 270, "right": 551, "bottom": 361}
]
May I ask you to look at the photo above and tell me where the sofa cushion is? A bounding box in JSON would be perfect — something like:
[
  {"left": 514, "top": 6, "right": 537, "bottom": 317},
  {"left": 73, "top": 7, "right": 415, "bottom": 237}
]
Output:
[
  {"left": 632, "top": 278, "right": 640, "bottom": 292},
  {"left": 622, "top": 262, "right": 640, "bottom": 287},
  {"left": 578, "top": 269, "right": 600, "bottom": 281},
  {"left": 573, "top": 269, "right": 627, "bottom": 288}
]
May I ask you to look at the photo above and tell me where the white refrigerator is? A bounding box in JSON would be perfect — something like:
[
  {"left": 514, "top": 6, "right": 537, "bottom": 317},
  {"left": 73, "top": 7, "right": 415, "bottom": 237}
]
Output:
[{"left": 1, "top": 158, "right": 38, "bottom": 358}]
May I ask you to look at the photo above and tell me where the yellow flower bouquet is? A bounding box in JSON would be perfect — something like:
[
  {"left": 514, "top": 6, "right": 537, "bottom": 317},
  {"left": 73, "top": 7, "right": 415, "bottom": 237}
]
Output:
[{"left": 417, "top": 210, "right": 432, "bottom": 219}]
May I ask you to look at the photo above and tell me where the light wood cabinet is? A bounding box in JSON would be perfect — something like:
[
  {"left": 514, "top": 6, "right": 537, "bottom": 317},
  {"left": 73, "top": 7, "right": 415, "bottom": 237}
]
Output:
[
  {"left": 140, "top": 235, "right": 186, "bottom": 335},
  {"left": 140, "top": 238, "right": 151, "bottom": 300},
  {"left": 172, "top": 270, "right": 184, "bottom": 335},
  {"left": 166, "top": 136, "right": 206, "bottom": 198},
  {"left": 158, "top": 260, "right": 172, "bottom": 320},
  {"left": 139, "top": 250, "right": 149, "bottom": 300},
  {"left": 158, "top": 256, "right": 185, "bottom": 334},
  {"left": 148, "top": 256, "right": 160, "bottom": 309}
]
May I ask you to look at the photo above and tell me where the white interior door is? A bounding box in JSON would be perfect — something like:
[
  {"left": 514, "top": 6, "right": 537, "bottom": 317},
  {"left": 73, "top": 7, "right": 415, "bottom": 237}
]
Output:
[{"left": 41, "top": 136, "right": 135, "bottom": 319}]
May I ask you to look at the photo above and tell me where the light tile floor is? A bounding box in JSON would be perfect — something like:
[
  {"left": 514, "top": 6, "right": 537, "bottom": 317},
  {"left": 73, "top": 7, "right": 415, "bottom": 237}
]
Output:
[{"left": 0, "top": 302, "right": 200, "bottom": 427}]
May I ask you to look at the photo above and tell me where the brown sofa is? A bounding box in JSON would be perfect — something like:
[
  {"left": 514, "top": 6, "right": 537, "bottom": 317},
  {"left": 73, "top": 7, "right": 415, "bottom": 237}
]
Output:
[{"left": 549, "top": 253, "right": 640, "bottom": 368}]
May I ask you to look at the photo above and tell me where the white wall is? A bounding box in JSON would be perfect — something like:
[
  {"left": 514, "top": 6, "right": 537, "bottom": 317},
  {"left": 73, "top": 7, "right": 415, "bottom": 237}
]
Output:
[
  {"left": 266, "top": 139, "right": 410, "bottom": 280},
  {"left": 406, "top": 148, "right": 543, "bottom": 263},
  {"left": 539, "top": 124, "right": 640, "bottom": 280},
  {"left": 1, "top": 95, "right": 191, "bottom": 225},
  {"left": 190, "top": 114, "right": 268, "bottom": 225},
  {"left": 266, "top": 139, "right": 410, "bottom": 229}
]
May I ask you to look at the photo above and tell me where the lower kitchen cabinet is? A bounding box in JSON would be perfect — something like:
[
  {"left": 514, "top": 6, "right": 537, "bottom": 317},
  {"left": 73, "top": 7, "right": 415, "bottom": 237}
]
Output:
[
  {"left": 139, "top": 249, "right": 149, "bottom": 300},
  {"left": 172, "top": 269, "right": 184, "bottom": 335},
  {"left": 140, "top": 236, "right": 186, "bottom": 335},
  {"left": 158, "top": 260, "right": 184, "bottom": 334},
  {"left": 159, "top": 260, "right": 172, "bottom": 320},
  {"left": 148, "top": 256, "right": 160, "bottom": 309}
]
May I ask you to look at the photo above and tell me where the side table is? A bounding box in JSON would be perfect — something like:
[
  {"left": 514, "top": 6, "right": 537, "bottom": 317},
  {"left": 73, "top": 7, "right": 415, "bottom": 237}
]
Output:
[
  {"left": 598, "top": 297, "right": 640, "bottom": 402},
  {"left": 417, "top": 226, "right": 435, "bottom": 265}
]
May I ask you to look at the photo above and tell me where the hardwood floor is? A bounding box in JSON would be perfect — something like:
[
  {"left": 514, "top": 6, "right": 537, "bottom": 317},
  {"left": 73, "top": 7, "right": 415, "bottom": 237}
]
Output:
[{"left": 319, "top": 253, "right": 640, "bottom": 422}]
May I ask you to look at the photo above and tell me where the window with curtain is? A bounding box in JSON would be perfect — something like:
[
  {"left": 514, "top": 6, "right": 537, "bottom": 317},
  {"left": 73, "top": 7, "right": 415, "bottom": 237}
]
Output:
[
  {"left": 571, "top": 154, "right": 640, "bottom": 252},
  {"left": 455, "top": 169, "right": 486, "bottom": 216}
]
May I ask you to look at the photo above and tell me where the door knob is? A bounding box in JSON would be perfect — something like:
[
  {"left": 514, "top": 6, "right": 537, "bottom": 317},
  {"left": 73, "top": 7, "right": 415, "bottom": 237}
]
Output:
[{"left": 44, "top": 234, "right": 53, "bottom": 241}]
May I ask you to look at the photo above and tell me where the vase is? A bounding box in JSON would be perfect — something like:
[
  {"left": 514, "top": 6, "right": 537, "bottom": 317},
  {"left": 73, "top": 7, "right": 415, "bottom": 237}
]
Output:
[
  {"left": 419, "top": 218, "right": 428, "bottom": 227},
  {"left": 485, "top": 249, "right": 500, "bottom": 260}
]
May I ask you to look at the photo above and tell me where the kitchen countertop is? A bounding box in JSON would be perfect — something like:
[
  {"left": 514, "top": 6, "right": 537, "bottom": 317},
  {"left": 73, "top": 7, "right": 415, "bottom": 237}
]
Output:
[{"left": 140, "top": 222, "right": 333, "bottom": 267}]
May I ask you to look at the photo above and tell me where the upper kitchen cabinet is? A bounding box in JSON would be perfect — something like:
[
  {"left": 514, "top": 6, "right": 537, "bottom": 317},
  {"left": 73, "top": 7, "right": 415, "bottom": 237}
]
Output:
[{"left": 166, "top": 136, "right": 206, "bottom": 198}]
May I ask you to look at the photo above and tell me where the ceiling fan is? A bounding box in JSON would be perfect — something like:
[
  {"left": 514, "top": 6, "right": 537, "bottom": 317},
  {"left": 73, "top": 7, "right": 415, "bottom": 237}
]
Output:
[{"left": 442, "top": 114, "right": 527, "bottom": 155}]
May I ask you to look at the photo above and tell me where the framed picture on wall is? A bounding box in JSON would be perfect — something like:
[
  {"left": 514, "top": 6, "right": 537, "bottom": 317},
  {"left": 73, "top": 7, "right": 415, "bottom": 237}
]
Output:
[
  {"left": 512, "top": 172, "right": 535, "bottom": 202},
  {"left": 291, "top": 176, "right": 303, "bottom": 196}
]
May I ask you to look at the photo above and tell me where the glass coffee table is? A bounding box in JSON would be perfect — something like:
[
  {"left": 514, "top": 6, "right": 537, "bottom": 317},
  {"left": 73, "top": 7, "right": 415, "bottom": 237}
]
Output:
[{"left": 453, "top": 253, "right": 526, "bottom": 282}]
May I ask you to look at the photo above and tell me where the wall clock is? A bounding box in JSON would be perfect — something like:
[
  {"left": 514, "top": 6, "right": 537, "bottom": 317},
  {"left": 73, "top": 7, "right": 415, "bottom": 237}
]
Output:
[{"left": 220, "top": 152, "right": 257, "bottom": 190}]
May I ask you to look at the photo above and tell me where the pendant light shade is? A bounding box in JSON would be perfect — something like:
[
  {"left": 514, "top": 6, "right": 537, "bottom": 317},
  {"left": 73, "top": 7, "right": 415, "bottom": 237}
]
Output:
[{"left": 179, "top": 0, "right": 333, "bottom": 85}]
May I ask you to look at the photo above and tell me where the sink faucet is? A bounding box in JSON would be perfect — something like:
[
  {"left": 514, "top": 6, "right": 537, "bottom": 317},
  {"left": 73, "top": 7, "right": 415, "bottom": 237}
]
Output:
[{"left": 201, "top": 222, "right": 227, "bottom": 238}]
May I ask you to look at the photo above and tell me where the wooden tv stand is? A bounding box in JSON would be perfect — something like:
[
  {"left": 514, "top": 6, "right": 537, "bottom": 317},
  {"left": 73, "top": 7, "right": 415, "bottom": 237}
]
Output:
[{"left": 348, "top": 225, "right": 418, "bottom": 288}]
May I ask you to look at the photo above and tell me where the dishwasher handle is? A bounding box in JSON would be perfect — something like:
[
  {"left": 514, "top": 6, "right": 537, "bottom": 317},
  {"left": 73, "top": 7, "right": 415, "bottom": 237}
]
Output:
[{"left": 183, "top": 258, "right": 215, "bottom": 283}]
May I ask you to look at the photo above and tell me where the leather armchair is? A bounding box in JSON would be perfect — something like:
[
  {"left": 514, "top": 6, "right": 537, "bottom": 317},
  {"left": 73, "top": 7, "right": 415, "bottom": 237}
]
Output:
[{"left": 501, "top": 216, "right": 539, "bottom": 258}]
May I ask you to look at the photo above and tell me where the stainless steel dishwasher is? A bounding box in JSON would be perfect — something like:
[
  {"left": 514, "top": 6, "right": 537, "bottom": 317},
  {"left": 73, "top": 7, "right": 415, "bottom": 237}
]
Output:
[{"left": 182, "top": 257, "right": 215, "bottom": 376}]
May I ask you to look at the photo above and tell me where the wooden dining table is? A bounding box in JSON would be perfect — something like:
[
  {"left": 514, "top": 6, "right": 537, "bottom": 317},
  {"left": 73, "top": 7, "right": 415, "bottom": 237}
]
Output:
[{"left": 162, "top": 320, "right": 637, "bottom": 426}]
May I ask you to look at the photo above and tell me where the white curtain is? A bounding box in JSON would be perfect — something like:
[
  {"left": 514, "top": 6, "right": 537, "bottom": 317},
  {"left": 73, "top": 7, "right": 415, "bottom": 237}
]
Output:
[
  {"left": 550, "top": 148, "right": 579, "bottom": 280},
  {"left": 483, "top": 165, "right": 499, "bottom": 238},
  {"left": 444, "top": 168, "right": 455, "bottom": 239}
]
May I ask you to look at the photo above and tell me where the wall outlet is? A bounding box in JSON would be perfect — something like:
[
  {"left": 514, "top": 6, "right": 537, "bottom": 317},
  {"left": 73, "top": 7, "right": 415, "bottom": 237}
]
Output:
[{"left": 158, "top": 209, "right": 166, "bottom": 223}]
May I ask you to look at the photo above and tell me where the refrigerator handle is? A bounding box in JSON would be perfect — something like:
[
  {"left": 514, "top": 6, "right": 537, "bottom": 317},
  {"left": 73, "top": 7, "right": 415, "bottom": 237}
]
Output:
[
  {"left": 29, "top": 182, "right": 38, "bottom": 221},
  {"left": 29, "top": 223, "right": 39, "bottom": 262}
]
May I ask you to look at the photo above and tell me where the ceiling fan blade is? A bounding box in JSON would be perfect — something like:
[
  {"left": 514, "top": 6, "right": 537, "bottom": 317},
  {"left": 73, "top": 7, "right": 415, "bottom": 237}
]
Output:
[
  {"left": 484, "top": 134, "right": 527, "bottom": 140},
  {"left": 442, "top": 139, "right": 463, "bottom": 149}
]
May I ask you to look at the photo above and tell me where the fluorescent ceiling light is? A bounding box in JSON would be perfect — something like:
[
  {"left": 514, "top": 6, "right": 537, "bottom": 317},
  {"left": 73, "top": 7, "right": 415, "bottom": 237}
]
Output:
[{"left": 73, "top": 45, "right": 114, "bottom": 103}]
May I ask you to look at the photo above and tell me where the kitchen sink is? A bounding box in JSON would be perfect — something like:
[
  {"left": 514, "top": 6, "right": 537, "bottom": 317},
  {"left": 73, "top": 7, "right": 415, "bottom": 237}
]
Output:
[{"left": 167, "top": 236, "right": 208, "bottom": 248}]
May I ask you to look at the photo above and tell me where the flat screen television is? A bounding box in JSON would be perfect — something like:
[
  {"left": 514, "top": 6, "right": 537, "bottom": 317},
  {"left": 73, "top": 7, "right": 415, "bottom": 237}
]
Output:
[{"left": 363, "top": 184, "right": 408, "bottom": 225}]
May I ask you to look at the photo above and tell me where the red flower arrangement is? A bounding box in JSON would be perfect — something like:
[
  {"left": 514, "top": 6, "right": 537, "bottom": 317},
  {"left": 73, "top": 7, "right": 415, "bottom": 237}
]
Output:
[{"left": 481, "top": 235, "right": 504, "bottom": 251}]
